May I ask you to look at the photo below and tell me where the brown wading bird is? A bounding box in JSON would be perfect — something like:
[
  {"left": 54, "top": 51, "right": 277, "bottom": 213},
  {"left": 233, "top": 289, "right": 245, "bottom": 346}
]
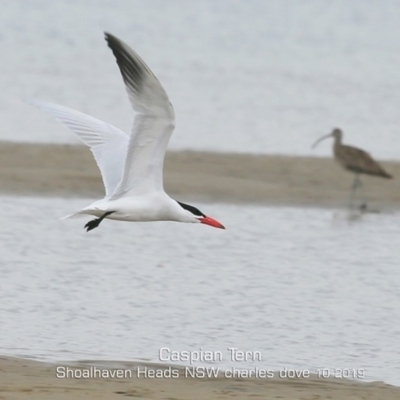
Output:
[{"left": 312, "top": 128, "right": 393, "bottom": 209}]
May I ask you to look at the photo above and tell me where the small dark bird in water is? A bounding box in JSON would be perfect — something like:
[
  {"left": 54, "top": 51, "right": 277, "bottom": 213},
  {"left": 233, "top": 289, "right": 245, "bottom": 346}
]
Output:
[{"left": 312, "top": 128, "right": 393, "bottom": 209}]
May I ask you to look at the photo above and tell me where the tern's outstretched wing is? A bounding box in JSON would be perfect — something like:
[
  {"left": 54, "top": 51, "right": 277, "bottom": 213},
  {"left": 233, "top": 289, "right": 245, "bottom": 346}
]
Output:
[
  {"left": 27, "top": 99, "right": 128, "bottom": 197},
  {"left": 104, "top": 33, "right": 175, "bottom": 198}
]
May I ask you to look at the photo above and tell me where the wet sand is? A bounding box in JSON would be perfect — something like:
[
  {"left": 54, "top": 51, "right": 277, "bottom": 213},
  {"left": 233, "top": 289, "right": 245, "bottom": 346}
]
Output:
[
  {"left": 1, "top": 141, "right": 399, "bottom": 209},
  {"left": 1, "top": 356, "right": 399, "bottom": 400},
  {"left": 2, "top": 143, "right": 400, "bottom": 400}
]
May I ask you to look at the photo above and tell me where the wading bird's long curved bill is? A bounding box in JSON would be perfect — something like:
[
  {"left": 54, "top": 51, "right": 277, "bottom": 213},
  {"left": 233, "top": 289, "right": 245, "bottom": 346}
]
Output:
[{"left": 311, "top": 133, "right": 333, "bottom": 149}]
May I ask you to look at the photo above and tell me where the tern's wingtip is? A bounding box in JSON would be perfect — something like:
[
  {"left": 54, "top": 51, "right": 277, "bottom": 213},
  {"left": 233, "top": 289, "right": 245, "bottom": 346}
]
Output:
[
  {"left": 23, "top": 97, "right": 35, "bottom": 106},
  {"left": 104, "top": 32, "right": 118, "bottom": 43},
  {"left": 24, "top": 98, "right": 46, "bottom": 110}
]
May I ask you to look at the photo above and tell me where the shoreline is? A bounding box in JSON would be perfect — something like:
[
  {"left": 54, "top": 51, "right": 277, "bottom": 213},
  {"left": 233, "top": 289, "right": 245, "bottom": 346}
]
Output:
[
  {"left": 2, "top": 356, "right": 400, "bottom": 399},
  {"left": 1, "top": 141, "right": 400, "bottom": 209}
]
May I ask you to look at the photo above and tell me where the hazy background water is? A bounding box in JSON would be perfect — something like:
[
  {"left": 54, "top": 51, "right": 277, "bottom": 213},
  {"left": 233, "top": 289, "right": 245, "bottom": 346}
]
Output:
[
  {"left": 1, "top": 195, "right": 399, "bottom": 385},
  {"left": 1, "top": 0, "right": 400, "bottom": 158}
]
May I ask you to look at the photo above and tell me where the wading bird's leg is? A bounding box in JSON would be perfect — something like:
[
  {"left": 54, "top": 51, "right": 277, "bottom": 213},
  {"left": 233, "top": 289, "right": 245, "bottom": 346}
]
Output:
[
  {"left": 348, "top": 174, "right": 360, "bottom": 209},
  {"left": 84, "top": 211, "right": 115, "bottom": 232},
  {"left": 357, "top": 177, "right": 368, "bottom": 211},
  {"left": 349, "top": 174, "right": 358, "bottom": 209}
]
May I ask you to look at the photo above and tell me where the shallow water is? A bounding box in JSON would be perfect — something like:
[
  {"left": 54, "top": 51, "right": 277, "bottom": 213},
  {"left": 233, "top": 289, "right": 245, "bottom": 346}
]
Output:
[
  {"left": 1, "top": 195, "right": 399, "bottom": 385},
  {"left": 2, "top": 0, "right": 400, "bottom": 159}
]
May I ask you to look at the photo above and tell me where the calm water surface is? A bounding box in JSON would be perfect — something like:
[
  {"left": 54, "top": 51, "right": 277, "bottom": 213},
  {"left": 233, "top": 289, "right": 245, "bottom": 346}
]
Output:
[
  {"left": 1, "top": 196, "right": 399, "bottom": 385},
  {"left": 2, "top": 0, "right": 400, "bottom": 159}
]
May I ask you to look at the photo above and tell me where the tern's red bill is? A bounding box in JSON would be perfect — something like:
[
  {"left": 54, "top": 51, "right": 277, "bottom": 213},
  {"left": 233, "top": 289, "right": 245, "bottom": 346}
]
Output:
[{"left": 200, "top": 216, "right": 226, "bottom": 229}]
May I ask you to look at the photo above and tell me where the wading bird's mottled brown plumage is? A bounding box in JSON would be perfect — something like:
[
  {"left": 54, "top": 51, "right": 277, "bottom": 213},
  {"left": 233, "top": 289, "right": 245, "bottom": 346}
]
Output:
[
  {"left": 313, "top": 128, "right": 392, "bottom": 178},
  {"left": 312, "top": 128, "right": 392, "bottom": 208}
]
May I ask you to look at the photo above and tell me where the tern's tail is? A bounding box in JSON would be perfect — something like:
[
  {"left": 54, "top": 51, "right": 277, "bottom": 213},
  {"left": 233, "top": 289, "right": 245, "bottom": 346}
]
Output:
[{"left": 60, "top": 210, "right": 88, "bottom": 220}]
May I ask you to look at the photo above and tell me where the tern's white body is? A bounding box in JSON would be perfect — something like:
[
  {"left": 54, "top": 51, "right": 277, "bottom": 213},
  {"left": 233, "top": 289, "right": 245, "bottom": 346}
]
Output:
[
  {"left": 29, "top": 33, "right": 225, "bottom": 231},
  {"left": 78, "top": 193, "right": 196, "bottom": 223}
]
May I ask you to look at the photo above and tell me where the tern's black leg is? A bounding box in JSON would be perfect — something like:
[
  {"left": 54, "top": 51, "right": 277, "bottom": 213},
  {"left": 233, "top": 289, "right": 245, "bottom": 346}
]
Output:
[{"left": 84, "top": 211, "right": 114, "bottom": 232}]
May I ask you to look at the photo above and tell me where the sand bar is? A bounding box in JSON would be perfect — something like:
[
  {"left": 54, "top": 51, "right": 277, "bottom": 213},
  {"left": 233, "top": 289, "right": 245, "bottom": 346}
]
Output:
[
  {"left": 1, "top": 141, "right": 399, "bottom": 208},
  {"left": 1, "top": 356, "right": 399, "bottom": 400}
]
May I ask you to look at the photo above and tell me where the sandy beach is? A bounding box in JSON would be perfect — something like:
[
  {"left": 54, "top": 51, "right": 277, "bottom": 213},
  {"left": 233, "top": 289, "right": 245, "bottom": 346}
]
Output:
[
  {"left": 1, "top": 141, "right": 399, "bottom": 209},
  {"left": 2, "top": 142, "right": 400, "bottom": 399},
  {"left": 1, "top": 356, "right": 400, "bottom": 400}
]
